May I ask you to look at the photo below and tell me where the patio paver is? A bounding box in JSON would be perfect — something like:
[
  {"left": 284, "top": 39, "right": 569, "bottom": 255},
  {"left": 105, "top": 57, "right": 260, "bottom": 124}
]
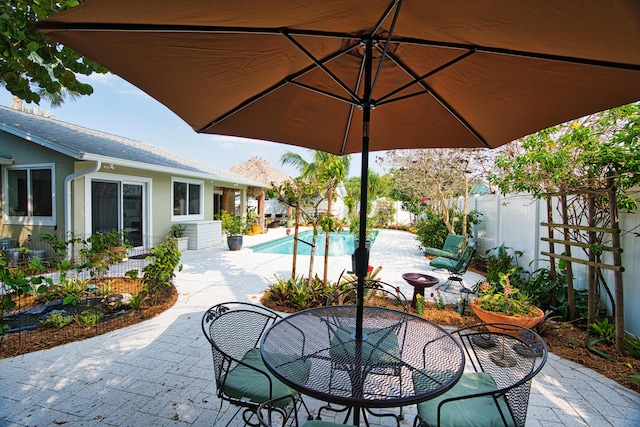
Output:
[{"left": 1, "top": 228, "right": 638, "bottom": 426}]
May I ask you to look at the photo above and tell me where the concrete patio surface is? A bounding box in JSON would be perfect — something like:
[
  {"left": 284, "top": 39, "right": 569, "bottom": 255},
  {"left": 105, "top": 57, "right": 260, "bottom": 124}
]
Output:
[{"left": 1, "top": 228, "right": 638, "bottom": 426}]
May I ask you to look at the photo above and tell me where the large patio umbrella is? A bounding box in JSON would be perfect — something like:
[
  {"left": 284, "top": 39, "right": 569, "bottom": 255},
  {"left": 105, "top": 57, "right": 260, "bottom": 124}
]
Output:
[{"left": 38, "top": 1, "right": 640, "bottom": 352}]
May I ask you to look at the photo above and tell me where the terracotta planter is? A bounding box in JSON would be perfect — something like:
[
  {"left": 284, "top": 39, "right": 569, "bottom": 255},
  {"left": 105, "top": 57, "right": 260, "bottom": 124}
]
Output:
[{"left": 470, "top": 298, "right": 545, "bottom": 333}]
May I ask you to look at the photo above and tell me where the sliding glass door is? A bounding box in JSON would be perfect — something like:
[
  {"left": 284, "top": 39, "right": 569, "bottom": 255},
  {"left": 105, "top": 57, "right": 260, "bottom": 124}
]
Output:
[{"left": 90, "top": 179, "right": 146, "bottom": 248}]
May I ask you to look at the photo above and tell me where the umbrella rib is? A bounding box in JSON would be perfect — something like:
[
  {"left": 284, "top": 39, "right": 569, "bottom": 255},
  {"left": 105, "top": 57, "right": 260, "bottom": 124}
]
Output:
[
  {"left": 282, "top": 30, "right": 360, "bottom": 105},
  {"left": 376, "top": 50, "right": 474, "bottom": 105},
  {"left": 287, "top": 81, "right": 357, "bottom": 106},
  {"left": 198, "top": 36, "right": 359, "bottom": 133},
  {"left": 373, "top": 49, "right": 491, "bottom": 148},
  {"left": 340, "top": 58, "right": 367, "bottom": 154},
  {"left": 369, "top": 0, "right": 403, "bottom": 98},
  {"left": 387, "top": 36, "right": 640, "bottom": 72}
]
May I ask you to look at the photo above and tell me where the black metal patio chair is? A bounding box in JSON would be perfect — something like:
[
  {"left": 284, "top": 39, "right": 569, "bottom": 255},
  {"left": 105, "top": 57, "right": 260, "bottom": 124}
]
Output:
[
  {"left": 257, "top": 394, "right": 356, "bottom": 427},
  {"left": 318, "top": 280, "right": 410, "bottom": 426},
  {"left": 413, "top": 323, "right": 548, "bottom": 427},
  {"left": 202, "top": 302, "right": 312, "bottom": 426}
]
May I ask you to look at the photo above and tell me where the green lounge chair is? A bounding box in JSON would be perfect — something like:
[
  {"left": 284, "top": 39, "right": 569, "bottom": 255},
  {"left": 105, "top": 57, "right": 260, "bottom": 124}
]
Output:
[{"left": 429, "top": 242, "right": 476, "bottom": 291}]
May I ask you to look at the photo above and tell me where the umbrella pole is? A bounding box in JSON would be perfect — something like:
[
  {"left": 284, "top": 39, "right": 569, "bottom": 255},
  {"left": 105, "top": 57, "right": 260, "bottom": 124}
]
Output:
[
  {"left": 353, "top": 38, "right": 373, "bottom": 427},
  {"left": 355, "top": 37, "right": 373, "bottom": 343}
]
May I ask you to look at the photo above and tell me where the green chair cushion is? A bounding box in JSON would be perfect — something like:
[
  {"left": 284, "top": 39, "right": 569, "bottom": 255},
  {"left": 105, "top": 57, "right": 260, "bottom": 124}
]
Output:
[
  {"left": 426, "top": 248, "right": 460, "bottom": 259},
  {"left": 222, "top": 348, "right": 311, "bottom": 406},
  {"left": 425, "top": 234, "right": 465, "bottom": 259},
  {"left": 303, "top": 421, "right": 356, "bottom": 427},
  {"left": 414, "top": 372, "right": 515, "bottom": 427},
  {"left": 429, "top": 256, "right": 458, "bottom": 270},
  {"left": 329, "top": 326, "right": 401, "bottom": 366}
]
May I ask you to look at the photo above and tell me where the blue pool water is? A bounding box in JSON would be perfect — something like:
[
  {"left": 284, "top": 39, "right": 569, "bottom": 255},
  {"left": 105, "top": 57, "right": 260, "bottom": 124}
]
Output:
[{"left": 251, "top": 230, "right": 376, "bottom": 256}]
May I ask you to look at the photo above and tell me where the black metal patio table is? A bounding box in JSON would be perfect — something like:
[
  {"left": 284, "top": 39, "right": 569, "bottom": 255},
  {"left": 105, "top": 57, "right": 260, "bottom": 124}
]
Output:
[{"left": 260, "top": 305, "right": 464, "bottom": 426}]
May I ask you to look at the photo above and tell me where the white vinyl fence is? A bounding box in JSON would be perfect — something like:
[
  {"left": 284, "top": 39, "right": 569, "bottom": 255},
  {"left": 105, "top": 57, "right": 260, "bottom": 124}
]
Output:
[{"left": 468, "top": 192, "right": 640, "bottom": 337}]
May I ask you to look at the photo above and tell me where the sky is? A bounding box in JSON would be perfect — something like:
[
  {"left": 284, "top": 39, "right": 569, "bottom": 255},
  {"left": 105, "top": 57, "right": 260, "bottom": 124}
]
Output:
[{"left": 0, "top": 73, "right": 381, "bottom": 178}]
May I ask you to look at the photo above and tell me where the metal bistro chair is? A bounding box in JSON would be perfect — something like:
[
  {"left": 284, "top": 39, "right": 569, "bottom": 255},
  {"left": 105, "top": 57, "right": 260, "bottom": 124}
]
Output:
[
  {"left": 202, "top": 302, "right": 312, "bottom": 426},
  {"left": 257, "top": 395, "right": 356, "bottom": 427},
  {"left": 318, "top": 279, "right": 410, "bottom": 426},
  {"left": 429, "top": 242, "right": 476, "bottom": 291},
  {"left": 413, "top": 323, "right": 548, "bottom": 427}
]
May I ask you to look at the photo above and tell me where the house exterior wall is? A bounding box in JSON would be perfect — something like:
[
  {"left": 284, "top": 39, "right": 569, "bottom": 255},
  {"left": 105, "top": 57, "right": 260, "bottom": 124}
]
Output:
[
  {"left": 0, "top": 133, "right": 73, "bottom": 247},
  {"left": 0, "top": 133, "right": 234, "bottom": 253}
]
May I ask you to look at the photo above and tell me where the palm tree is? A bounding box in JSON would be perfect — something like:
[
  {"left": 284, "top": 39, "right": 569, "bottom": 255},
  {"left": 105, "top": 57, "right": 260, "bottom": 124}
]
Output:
[{"left": 281, "top": 150, "right": 350, "bottom": 284}]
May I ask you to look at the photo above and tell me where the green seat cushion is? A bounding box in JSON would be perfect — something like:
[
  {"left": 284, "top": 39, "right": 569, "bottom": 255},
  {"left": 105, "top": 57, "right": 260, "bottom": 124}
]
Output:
[
  {"left": 329, "top": 326, "right": 401, "bottom": 366},
  {"left": 303, "top": 421, "right": 356, "bottom": 427},
  {"left": 429, "top": 256, "right": 458, "bottom": 270},
  {"left": 414, "top": 372, "right": 515, "bottom": 427},
  {"left": 222, "top": 348, "right": 311, "bottom": 406},
  {"left": 425, "top": 247, "right": 460, "bottom": 259}
]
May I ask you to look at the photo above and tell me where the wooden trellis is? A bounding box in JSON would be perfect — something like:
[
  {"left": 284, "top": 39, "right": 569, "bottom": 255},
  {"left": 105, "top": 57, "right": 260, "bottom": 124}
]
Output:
[{"left": 539, "top": 178, "right": 625, "bottom": 352}]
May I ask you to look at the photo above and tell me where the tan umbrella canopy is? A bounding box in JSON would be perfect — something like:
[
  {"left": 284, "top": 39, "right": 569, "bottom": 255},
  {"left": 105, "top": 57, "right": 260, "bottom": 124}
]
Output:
[
  {"left": 230, "top": 157, "right": 291, "bottom": 226},
  {"left": 38, "top": 1, "right": 640, "bottom": 387}
]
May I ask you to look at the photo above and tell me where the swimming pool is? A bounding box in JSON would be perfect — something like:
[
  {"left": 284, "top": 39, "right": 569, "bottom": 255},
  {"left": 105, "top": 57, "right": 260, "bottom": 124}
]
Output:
[{"left": 251, "top": 230, "right": 377, "bottom": 256}]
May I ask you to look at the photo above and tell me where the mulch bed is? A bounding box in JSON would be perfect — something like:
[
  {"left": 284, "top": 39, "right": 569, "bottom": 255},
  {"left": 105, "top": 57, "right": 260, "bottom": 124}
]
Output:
[{"left": 0, "top": 279, "right": 177, "bottom": 359}]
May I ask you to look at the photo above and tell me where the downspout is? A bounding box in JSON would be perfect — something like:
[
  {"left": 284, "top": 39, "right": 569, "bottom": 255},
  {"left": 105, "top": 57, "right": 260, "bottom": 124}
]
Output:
[{"left": 64, "top": 160, "right": 101, "bottom": 242}]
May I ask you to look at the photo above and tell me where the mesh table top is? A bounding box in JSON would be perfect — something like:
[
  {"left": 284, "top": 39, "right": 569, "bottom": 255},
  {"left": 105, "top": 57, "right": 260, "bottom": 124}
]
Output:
[{"left": 260, "top": 305, "right": 464, "bottom": 408}]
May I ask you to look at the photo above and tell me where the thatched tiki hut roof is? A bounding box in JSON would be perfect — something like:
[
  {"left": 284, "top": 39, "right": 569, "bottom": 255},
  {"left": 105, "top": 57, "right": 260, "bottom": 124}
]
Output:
[{"left": 229, "top": 157, "right": 291, "bottom": 229}]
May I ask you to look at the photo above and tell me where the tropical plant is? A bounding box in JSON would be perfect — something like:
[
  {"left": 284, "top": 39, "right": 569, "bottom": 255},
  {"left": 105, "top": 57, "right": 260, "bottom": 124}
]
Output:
[
  {"left": 217, "top": 210, "right": 248, "bottom": 236},
  {"left": 590, "top": 318, "right": 616, "bottom": 343},
  {"left": 40, "top": 312, "right": 73, "bottom": 329},
  {"left": 476, "top": 272, "right": 537, "bottom": 317},
  {"left": 281, "top": 149, "right": 350, "bottom": 285},
  {"left": 167, "top": 223, "right": 186, "bottom": 238},
  {"left": 263, "top": 275, "right": 335, "bottom": 310},
  {"left": 76, "top": 311, "right": 103, "bottom": 325},
  {"left": 142, "top": 239, "right": 182, "bottom": 304},
  {"left": 431, "top": 289, "right": 445, "bottom": 310}
]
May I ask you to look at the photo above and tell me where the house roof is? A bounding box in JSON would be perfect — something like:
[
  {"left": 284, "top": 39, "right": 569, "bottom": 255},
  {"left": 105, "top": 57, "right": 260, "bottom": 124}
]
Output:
[
  {"left": 0, "top": 106, "right": 263, "bottom": 188},
  {"left": 230, "top": 156, "right": 290, "bottom": 186}
]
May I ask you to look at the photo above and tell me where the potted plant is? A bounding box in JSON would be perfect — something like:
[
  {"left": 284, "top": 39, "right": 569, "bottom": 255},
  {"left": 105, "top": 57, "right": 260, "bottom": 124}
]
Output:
[
  {"left": 470, "top": 270, "right": 544, "bottom": 332},
  {"left": 247, "top": 209, "right": 262, "bottom": 235},
  {"left": 167, "top": 223, "right": 189, "bottom": 251},
  {"left": 219, "top": 211, "right": 248, "bottom": 250}
]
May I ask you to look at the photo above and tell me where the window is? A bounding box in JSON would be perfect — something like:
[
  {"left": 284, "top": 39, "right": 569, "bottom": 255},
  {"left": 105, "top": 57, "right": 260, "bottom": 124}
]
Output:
[
  {"left": 3, "top": 164, "right": 55, "bottom": 225},
  {"left": 172, "top": 177, "right": 203, "bottom": 220}
]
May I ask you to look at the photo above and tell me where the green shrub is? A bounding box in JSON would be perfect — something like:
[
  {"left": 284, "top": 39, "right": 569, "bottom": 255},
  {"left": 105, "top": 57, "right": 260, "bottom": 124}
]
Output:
[
  {"left": 624, "top": 335, "right": 640, "bottom": 359},
  {"left": 590, "top": 318, "right": 616, "bottom": 343},
  {"left": 142, "top": 239, "right": 182, "bottom": 303},
  {"left": 40, "top": 312, "right": 73, "bottom": 329},
  {"left": 264, "top": 275, "right": 335, "bottom": 310},
  {"left": 76, "top": 311, "right": 103, "bottom": 325}
]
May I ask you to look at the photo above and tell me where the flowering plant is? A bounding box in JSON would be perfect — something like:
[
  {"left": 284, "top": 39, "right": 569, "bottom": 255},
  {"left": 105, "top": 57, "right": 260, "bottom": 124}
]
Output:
[{"left": 476, "top": 272, "right": 536, "bottom": 317}]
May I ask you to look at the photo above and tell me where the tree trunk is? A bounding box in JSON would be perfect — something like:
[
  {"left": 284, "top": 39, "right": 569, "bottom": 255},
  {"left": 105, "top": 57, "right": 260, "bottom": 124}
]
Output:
[
  {"left": 546, "top": 197, "right": 558, "bottom": 306},
  {"left": 291, "top": 207, "right": 300, "bottom": 278},
  {"left": 323, "top": 182, "right": 334, "bottom": 285},
  {"left": 307, "top": 220, "right": 318, "bottom": 286},
  {"left": 560, "top": 195, "right": 576, "bottom": 320},
  {"left": 608, "top": 178, "right": 625, "bottom": 353},
  {"left": 587, "top": 194, "right": 597, "bottom": 327}
]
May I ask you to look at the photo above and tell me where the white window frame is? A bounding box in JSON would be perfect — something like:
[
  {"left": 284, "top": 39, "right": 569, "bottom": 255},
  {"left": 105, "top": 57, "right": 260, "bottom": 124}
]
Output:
[
  {"left": 84, "top": 172, "right": 152, "bottom": 250},
  {"left": 171, "top": 177, "right": 204, "bottom": 221},
  {"left": 2, "top": 163, "right": 56, "bottom": 226}
]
